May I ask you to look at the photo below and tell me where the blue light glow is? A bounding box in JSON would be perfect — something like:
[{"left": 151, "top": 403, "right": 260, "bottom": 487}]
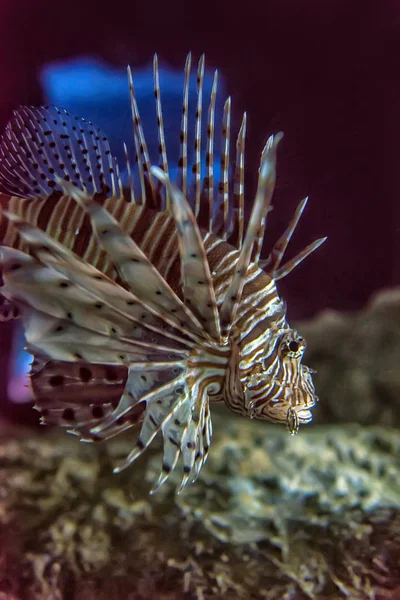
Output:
[{"left": 40, "top": 56, "right": 226, "bottom": 177}]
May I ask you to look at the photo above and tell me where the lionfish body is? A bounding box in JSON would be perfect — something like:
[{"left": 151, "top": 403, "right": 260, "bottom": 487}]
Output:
[{"left": 0, "top": 54, "right": 325, "bottom": 492}]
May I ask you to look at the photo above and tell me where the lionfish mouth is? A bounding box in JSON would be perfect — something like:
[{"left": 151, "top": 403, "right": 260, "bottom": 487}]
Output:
[
  {"left": 247, "top": 373, "right": 318, "bottom": 425},
  {"left": 295, "top": 408, "right": 314, "bottom": 423}
]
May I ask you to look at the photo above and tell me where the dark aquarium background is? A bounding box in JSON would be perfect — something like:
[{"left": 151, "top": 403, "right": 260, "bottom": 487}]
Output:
[
  {"left": 1, "top": 2, "right": 400, "bottom": 598},
  {"left": 0, "top": 0, "right": 397, "bottom": 418}
]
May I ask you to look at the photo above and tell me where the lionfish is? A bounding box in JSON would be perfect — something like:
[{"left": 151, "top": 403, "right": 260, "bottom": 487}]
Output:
[{"left": 0, "top": 54, "right": 326, "bottom": 493}]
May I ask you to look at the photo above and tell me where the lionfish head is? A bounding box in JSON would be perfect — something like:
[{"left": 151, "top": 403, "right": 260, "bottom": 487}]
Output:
[{"left": 244, "top": 329, "right": 318, "bottom": 434}]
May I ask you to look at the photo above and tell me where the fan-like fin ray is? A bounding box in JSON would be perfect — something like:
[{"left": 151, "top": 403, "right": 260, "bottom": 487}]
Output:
[
  {"left": 55, "top": 178, "right": 209, "bottom": 342},
  {"left": 262, "top": 197, "right": 309, "bottom": 273},
  {"left": 258, "top": 196, "right": 327, "bottom": 279},
  {"left": 219, "top": 133, "right": 283, "bottom": 337},
  {"left": 0, "top": 247, "right": 190, "bottom": 367},
  {"left": 13, "top": 303, "right": 166, "bottom": 365},
  {"left": 150, "top": 398, "right": 192, "bottom": 493},
  {"left": 190, "top": 398, "right": 211, "bottom": 483},
  {"left": 89, "top": 365, "right": 184, "bottom": 437},
  {"left": 150, "top": 382, "right": 211, "bottom": 494},
  {"left": 3, "top": 211, "right": 195, "bottom": 350},
  {"left": 176, "top": 386, "right": 210, "bottom": 493},
  {"left": 272, "top": 237, "right": 327, "bottom": 280},
  {"left": 151, "top": 166, "right": 221, "bottom": 342},
  {"left": 112, "top": 378, "right": 187, "bottom": 474}
]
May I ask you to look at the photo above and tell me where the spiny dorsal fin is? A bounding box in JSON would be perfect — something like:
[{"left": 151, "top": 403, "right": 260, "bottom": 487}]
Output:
[
  {"left": 193, "top": 55, "right": 205, "bottom": 218},
  {"left": 264, "top": 198, "right": 311, "bottom": 273},
  {"left": 219, "top": 97, "right": 231, "bottom": 240},
  {"left": 123, "top": 141, "right": 136, "bottom": 203},
  {"left": 127, "top": 65, "right": 156, "bottom": 205},
  {"left": 177, "top": 53, "right": 192, "bottom": 197},
  {"left": 259, "top": 197, "right": 327, "bottom": 279},
  {"left": 205, "top": 70, "right": 218, "bottom": 232},
  {"left": 153, "top": 54, "right": 170, "bottom": 211},
  {"left": 271, "top": 237, "right": 327, "bottom": 280},
  {"left": 231, "top": 112, "right": 247, "bottom": 249}
]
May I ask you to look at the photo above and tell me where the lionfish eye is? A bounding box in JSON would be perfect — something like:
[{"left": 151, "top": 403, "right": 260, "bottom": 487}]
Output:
[{"left": 288, "top": 341, "right": 299, "bottom": 352}]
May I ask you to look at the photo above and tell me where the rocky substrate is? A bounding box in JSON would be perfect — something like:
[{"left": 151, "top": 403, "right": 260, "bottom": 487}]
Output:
[
  {"left": 0, "top": 416, "right": 399, "bottom": 599},
  {"left": 296, "top": 287, "right": 400, "bottom": 426},
  {"left": 1, "top": 286, "right": 400, "bottom": 599}
]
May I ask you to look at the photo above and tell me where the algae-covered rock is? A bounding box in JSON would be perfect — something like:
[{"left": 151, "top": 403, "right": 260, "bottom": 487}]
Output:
[
  {"left": 0, "top": 415, "right": 399, "bottom": 599},
  {"left": 297, "top": 287, "right": 400, "bottom": 427}
]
